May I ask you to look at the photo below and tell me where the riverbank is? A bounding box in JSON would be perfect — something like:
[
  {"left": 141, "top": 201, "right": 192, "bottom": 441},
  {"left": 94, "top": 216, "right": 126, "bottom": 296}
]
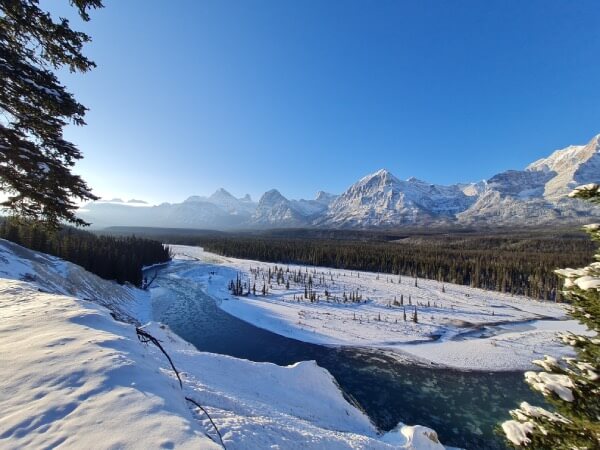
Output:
[{"left": 168, "top": 245, "right": 590, "bottom": 371}]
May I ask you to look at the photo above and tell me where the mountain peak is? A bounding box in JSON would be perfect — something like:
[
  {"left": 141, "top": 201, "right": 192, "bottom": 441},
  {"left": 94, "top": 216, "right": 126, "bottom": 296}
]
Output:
[
  {"left": 209, "top": 188, "right": 234, "bottom": 199},
  {"left": 406, "top": 176, "right": 427, "bottom": 184},
  {"left": 260, "top": 189, "right": 287, "bottom": 204},
  {"left": 358, "top": 168, "right": 399, "bottom": 186},
  {"left": 184, "top": 195, "right": 207, "bottom": 203},
  {"left": 372, "top": 168, "right": 393, "bottom": 178}
]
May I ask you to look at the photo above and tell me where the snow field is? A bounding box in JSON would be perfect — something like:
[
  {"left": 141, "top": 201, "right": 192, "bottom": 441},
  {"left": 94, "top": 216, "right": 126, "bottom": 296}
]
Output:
[{"left": 169, "top": 245, "right": 590, "bottom": 370}]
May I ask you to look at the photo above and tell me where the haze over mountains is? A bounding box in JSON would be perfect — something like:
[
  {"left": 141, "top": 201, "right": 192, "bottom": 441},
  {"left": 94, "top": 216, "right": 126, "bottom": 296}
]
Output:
[{"left": 79, "top": 134, "right": 600, "bottom": 229}]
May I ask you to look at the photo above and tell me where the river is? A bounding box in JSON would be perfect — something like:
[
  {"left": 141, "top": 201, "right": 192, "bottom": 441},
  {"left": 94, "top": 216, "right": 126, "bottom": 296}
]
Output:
[{"left": 148, "top": 261, "right": 543, "bottom": 449}]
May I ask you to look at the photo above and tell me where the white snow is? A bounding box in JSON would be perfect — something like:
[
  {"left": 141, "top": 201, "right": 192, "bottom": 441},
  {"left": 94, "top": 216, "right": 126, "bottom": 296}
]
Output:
[
  {"left": 0, "top": 239, "right": 452, "bottom": 449},
  {"left": 0, "top": 239, "right": 151, "bottom": 324},
  {"left": 573, "top": 275, "right": 600, "bottom": 291},
  {"left": 168, "top": 245, "right": 590, "bottom": 371},
  {"left": 524, "top": 371, "right": 575, "bottom": 402},
  {"left": 501, "top": 420, "right": 535, "bottom": 446},
  {"left": 0, "top": 279, "right": 219, "bottom": 450},
  {"left": 501, "top": 401, "right": 570, "bottom": 446}
]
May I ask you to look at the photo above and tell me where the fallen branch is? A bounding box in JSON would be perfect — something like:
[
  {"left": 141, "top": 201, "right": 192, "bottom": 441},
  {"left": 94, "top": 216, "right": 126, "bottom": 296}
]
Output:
[
  {"left": 185, "top": 396, "right": 227, "bottom": 449},
  {"left": 135, "top": 327, "right": 226, "bottom": 449},
  {"left": 135, "top": 327, "right": 182, "bottom": 388}
]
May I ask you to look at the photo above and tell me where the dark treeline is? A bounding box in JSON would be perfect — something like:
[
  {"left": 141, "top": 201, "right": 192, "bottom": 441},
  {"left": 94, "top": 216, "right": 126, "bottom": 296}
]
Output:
[
  {"left": 0, "top": 219, "right": 171, "bottom": 286},
  {"left": 150, "top": 229, "right": 596, "bottom": 300}
]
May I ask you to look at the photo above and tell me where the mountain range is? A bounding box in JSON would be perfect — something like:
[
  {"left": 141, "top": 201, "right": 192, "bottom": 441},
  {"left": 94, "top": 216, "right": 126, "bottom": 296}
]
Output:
[{"left": 79, "top": 134, "right": 600, "bottom": 229}]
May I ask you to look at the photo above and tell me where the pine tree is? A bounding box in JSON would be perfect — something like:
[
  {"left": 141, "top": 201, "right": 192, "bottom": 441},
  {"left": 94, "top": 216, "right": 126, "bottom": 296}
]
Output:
[
  {"left": 0, "top": 0, "right": 104, "bottom": 227},
  {"left": 502, "top": 184, "right": 600, "bottom": 449}
]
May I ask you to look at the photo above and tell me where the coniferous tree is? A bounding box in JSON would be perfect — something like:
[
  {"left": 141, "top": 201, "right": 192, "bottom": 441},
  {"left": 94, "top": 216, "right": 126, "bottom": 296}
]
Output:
[
  {"left": 502, "top": 184, "right": 600, "bottom": 449},
  {"left": 0, "top": 0, "right": 103, "bottom": 227},
  {"left": 0, "top": 218, "right": 169, "bottom": 285}
]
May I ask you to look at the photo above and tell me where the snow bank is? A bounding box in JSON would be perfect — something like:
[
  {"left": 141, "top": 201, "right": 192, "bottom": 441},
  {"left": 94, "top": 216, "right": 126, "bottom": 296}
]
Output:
[
  {"left": 0, "top": 279, "right": 218, "bottom": 449},
  {"left": 0, "top": 239, "right": 151, "bottom": 323},
  {"left": 168, "top": 245, "right": 588, "bottom": 371}
]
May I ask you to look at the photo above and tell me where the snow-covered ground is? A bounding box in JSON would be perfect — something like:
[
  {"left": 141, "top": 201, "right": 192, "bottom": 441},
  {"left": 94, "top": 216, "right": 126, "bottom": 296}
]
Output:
[
  {"left": 0, "top": 238, "right": 150, "bottom": 324},
  {"left": 169, "top": 245, "right": 591, "bottom": 371},
  {"left": 0, "top": 239, "right": 450, "bottom": 449}
]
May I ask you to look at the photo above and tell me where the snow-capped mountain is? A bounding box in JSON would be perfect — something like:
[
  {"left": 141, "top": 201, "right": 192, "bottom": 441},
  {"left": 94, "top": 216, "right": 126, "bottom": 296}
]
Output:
[
  {"left": 249, "top": 190, "right": 313, "bottom": 225},
  {"left": 526, "top": 134, "right": 600, "bottom": 200},
  {"left": 457, "top": 134, "right": 600, "bottom": 225},
  {"left": 78, "top": 133, "right": 600, "bottom": 229},
  {"left": 319, "top": 169, "right": 478, "bottom": 227},
  {"left": 252, "top": 189, "right": 304, "bottom": 226},
  {"left": 315, "top": 191, "right": 338, "bottom": 205},
  {"left": 184, "top": 189, "right": 257, "bottom": 216}
]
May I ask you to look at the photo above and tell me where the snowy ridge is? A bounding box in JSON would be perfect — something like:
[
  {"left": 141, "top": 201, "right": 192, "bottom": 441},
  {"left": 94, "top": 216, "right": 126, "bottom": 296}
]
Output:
[
  {"left": 0, "top": 238, "right": 150, "bottom": 323},
  {"left": 0, "top": 240, "right": 451, "bottom": 449},
  {"left": 78, "top": 133, "right": 600, "bottom": 228},
  {"left": 526, "top": 134, "right": 600, "bottom": 200},
  {"left": 321, "top": 170, "right": 477, "bottom": 227}
]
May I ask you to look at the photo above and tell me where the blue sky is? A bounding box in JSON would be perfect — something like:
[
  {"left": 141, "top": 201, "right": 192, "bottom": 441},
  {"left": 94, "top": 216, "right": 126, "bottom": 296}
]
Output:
[{"left": 53, "top": 1, "right": 600, "bottom": 204}]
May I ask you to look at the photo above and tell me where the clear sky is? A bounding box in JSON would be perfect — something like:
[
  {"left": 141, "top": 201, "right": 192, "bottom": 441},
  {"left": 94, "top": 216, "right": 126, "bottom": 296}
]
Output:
[{"left": 51, "top": 0, "right": 600, "bottom": 204}]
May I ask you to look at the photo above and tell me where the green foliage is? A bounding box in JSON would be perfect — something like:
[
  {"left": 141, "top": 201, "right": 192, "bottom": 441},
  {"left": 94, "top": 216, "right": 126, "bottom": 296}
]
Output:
[
  {"left": 0, "top": 0, "right": 103, "bottom": 227},
  {"left": 0, "top": 217, "right": 170, "bottom": 286},
  {"left": 503, "top": 184, "right": 600, "bottom": 449}
]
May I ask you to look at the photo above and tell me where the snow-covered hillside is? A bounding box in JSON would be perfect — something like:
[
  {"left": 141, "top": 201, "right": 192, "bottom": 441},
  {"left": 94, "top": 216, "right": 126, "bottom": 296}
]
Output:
[
  {"left": 78, "top": 133, "right": 600, "bottom": 229},
  {"left": 0, "top": 238, "right": 150, "bottom": 324},
  {"left": 0, "top": 240, "right": 450, "bottom": 449},
  {"left": 169, "top": 245, "right": 591, "bottom": 371}
]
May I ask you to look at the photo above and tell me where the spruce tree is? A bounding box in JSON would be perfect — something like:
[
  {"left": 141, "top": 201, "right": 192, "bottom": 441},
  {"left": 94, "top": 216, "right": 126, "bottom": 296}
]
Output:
[
  {"left": 502, "top": 184, "right": 600, "bottom": 449},
  {"left": 1, "top": 0, "right": 103, "bottom": 227}
]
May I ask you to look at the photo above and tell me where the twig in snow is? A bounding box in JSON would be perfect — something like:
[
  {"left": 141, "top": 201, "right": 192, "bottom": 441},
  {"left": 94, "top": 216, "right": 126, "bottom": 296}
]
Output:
[
  {"left": 185, "top": 396, "right": 227, "bottom": 449},
  {"left": 135, "top": 327, "right": 182, "bottom": 388},
  {"left": 135, "top": 328, "right": 226, "bottom": 448}
]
